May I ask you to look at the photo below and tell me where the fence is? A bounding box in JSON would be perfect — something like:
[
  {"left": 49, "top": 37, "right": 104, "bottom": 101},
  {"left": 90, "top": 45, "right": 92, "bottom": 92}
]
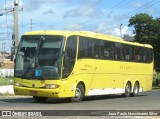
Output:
[{"left": 0, "top": 68, "right": 14, "bottom": 77}]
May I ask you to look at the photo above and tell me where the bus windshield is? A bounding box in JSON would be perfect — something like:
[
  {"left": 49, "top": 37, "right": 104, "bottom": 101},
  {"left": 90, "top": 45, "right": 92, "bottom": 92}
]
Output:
[{"left": 15, "top": 35, "right": 64, "bottom": 80}]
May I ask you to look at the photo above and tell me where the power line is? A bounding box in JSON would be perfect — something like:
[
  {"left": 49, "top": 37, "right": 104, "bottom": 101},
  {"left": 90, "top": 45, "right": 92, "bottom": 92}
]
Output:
[
  {"left": 43, "top": 0, "right": 130, "bottom": 30},
  {"left": 68, "top": 0, "right": 131, "bottom": 29},
  {"left": 0, "top": 32, "right": 12, "bottom": 34},
  {"left": 67, "top": 0, "right": 159, "bottom": 32},
  {"left": 21, "top": 0, "right": 24, "bottom": 34},
  {"left": 96, "top": 0, "right": 160, "bottom": 33},
  {"left": 87, "top": 0, "right": 131, "bottom": 22},
  {"left": 5, "top": 0, "right": 10, "bottom": 43},
  {"left": 110, "top": 0, "right": 159, "bottom": 24}
]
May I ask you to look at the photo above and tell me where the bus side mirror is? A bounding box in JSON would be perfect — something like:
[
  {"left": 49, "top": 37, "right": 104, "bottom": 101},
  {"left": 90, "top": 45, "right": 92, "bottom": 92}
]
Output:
[
  {"left": 10, "top": 51, "right": 14, "bottom": 61},
  {"left": 62, "top": 50, "right": 71, "bottom": 78},
  {"left": 10, "top": 54, "right": 16, "bottom": 63},
  {"left": 63, "top": 50, "right": 71, "bottom": 67}
]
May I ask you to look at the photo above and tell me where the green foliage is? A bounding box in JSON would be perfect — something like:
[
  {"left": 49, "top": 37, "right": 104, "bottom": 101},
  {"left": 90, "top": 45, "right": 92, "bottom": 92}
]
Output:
[
  {"left": 153, "top": 72, "right": 160, "bottom": 87},
  {"left": 0, "top": 77, "right": 13, "bottom": 86},
  {"left": 128, "top": 13, "right": 160, "bottom": 71}
]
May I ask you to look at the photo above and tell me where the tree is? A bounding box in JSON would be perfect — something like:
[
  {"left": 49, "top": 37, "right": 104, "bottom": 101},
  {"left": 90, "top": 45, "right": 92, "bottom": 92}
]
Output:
[{"left": 128, "top": 13, "right": 160, "bottom": 71}]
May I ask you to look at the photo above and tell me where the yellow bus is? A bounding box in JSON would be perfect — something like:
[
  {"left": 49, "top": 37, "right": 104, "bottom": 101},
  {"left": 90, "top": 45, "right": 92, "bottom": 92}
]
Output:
[{"left": 14, "top": 30, "right": 153, "bottom": 102}]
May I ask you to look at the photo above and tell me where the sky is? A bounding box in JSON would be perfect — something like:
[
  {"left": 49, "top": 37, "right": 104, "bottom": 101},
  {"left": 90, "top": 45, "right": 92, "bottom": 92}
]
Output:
[{"left": 0, "top": 0, "right": 160, "bottom": 52}]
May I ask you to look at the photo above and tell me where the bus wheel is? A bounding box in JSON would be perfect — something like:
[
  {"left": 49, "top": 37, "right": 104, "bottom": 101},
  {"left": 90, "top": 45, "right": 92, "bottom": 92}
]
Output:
[
  {"left": 131, "top": 82, "right": 139, "bottom": 97},
  {"left": 123, "top": 82, "right": 131, "bottom": 97},
  {"left": 33, "top": 96, "right": 48, "bottom": 102},
  {"left": 71, "top": 84, "right": 84, "bottom": 102}
]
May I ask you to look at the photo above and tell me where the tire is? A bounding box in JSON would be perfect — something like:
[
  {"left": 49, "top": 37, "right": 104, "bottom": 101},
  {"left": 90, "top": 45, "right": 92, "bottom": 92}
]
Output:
[
  {"left": 33, "top": 96, "right": 48, "bottom": 102},
  {"left": 71, "top": 84, "right": 85, "bottom": 102},
  {"left": 131, "top": 82, "right": 139, "bottom": 97},
  {"left": 123, "top": 82, "right": 131, "bottom": 97}
]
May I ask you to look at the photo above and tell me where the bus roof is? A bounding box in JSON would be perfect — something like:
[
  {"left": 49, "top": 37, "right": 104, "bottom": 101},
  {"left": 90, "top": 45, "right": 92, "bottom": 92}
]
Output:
[{"left": 24, "top": 30, "right": 153, "bottom": 49}]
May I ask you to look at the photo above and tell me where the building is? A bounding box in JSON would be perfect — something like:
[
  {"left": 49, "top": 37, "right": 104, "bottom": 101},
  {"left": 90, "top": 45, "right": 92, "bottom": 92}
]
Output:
[
  {"left": 123, "top": 34, "right": 135, "bottom": 41},
  {"left": 0, "top": 51, "right": 14, "bottom": 69}
]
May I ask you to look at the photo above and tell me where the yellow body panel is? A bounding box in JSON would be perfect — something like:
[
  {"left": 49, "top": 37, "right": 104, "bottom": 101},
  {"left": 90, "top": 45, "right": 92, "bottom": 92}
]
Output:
[
  {"left": 14, "top": 30, "right": 153, "bottom": 98},
  {"left": 74, "top": 59, "right": 153, "bottom": 92}
]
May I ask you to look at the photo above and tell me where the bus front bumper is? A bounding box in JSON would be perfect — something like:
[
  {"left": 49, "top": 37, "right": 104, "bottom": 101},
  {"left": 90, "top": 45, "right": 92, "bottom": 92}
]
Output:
[{"left": 14, "top": 86, "right": 62, "bottom": 98}]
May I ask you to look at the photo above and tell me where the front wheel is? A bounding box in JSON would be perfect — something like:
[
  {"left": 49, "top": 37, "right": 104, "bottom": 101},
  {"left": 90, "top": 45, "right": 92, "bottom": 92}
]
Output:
[
  {"left": 33, "top": 96, "right": 48, "bottom": 102},
  {"left": 71, "top": 84, "right": 85, "bottom": 102}
]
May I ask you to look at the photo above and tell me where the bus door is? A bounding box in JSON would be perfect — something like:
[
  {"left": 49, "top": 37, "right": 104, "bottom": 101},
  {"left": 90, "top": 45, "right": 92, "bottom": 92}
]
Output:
[{"left": 61, "top": 36, "right": 77, "bottom": 97}]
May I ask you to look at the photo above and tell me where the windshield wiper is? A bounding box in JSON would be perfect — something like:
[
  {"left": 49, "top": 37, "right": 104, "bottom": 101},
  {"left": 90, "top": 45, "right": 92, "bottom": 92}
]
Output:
[{"left": 35, "top": 36, "right": 45, "bottom": 67}]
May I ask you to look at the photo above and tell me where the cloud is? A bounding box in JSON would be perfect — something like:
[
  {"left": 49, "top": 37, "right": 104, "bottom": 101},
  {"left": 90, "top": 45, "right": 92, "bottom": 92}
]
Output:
[
  {"left": 42, "top": 10, "right": 54, "bottom": 15},
  {"left": 31, "top": 0, "right": 59, "bottom": 4},
  {"left": 23, "top": 1, "right": 41, "bottom": 12},
  {"left": 64, "top": 6, "right": 103, "bottom": 18},
  {"left": 2, "top": 0, "right": 14, "bottom": 9},
  {"left": 95, "top": 23, "right": 133, "bottom": 37},
  {"left": 31, "top": 0, "right": 74, "bottom": 3},
  {"left": 132, "top": 2, "right": 156, "bottom": 15},
  {"left": 64, "top": 0, "right": 103, "bottom": 18},
  {"left": 24, "top": 0, "right": 70, "bottom": 12},
  {"left": 65, "top": 24, "right": 85, "bottom": 30},
  {"left": 80, "top": 0, "right": 102, "bottom": 6},
  {"left": 0, "top": 0, "right": 24, "bottom": 10},
  {"left": 147, "top": 8, "right": 155, "bottom": 15},
  {"left": 132, "top": 2, "right": 143, "bottom": 8}
]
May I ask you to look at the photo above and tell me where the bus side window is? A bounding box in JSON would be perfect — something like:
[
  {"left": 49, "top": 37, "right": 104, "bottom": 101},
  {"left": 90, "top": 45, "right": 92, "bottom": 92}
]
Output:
[
  {"left": 115, "top": 43, "right": 121, "bottom": 60},
  {"left": 134, "top": 47, "right": 141, "bottom": 62},
  {"left": 104, "top": 49, "right": 109, "bottom": 58},
  {"left": 135, "top": 55, "right": 140, "bottom": 61},
  {"left": 94, "top": 44, "right": 99, "bottom": 58},
  {"left": 124, "top": 46, "right": 132, "bottom": 61},
  {"left": 103, "top": 41, "right": 114, "bottom": 59},
  {"left": 63, "top": 36, "right": 77, "bottom": 78},
  {"left": 140, "top": 48, "right": 148, "bottom": 62}
]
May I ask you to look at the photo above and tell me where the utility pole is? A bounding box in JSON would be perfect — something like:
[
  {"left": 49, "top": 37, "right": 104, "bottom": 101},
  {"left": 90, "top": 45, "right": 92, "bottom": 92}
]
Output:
[
  {"left": 3, "top": 43, "right": 5, "bottom": 53},
  {"left": 3, "top": 42, "right": 5, "bottom": 59},
  {"left": 1, "top": 43, "right": 3, "bottom": 60},
  {"left": 30, "top": 19, "right": 32, "bottom": 31},
  {"left": 13, "top": 0, "right": 19, "bottom": 48},
  {"left": 1, "top": 43, "right": 3, "bottom": 52},
  {"left": 2, "top": 42, "right": 5, "bottom": 60},
  {"left": 120, "top": 24, "right": 123, "bottom": 38}
]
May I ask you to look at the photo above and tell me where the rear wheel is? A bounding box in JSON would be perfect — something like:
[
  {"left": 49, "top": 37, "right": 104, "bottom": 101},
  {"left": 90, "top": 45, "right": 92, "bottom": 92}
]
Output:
[
  {"left": 123, "top": 82, "right": 131, "bottom": 97},
  {"left": 131, "top": 82, "right": 139, "bottom": 97},
  {"left": 71, "top": 84, "right": 84, "bottom": 102},
  {"left": 33, "top": 96, "right": 48, "bottom": 102}
]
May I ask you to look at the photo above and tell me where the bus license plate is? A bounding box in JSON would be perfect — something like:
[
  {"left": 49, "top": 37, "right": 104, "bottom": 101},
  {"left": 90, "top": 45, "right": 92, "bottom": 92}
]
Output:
[{"left": 30, "top": 91, "right": 37, "bottom": 95}]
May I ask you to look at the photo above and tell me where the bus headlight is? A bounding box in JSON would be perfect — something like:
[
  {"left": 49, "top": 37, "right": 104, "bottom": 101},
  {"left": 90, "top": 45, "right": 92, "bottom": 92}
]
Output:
[
  {"left": 14, "top": 82, "right": 23, "bottom": 87},
  {"left": 46, "top": 84, "right": 60, "bottom": 89}
]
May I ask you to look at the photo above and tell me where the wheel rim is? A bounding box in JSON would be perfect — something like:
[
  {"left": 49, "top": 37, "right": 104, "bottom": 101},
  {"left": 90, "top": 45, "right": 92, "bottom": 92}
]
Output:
[
  {"left": 75, "top": 88, "right": 81, "bottom": 98},
  {"left": 126, "top": 84, "right": 130, "bottom": 95},
  {"left": 134, "top": 84, "right": 138, "bottom": 94}
]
